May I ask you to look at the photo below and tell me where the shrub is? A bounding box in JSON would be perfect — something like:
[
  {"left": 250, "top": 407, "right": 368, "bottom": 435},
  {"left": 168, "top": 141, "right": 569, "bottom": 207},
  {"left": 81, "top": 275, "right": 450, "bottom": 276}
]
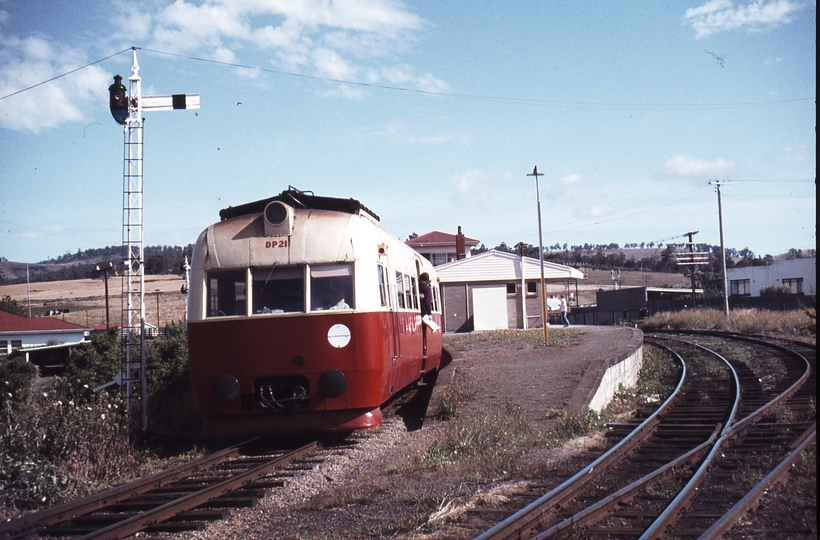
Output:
[{"left": 0, "top": 323, "right": 198, "bottom": 517}]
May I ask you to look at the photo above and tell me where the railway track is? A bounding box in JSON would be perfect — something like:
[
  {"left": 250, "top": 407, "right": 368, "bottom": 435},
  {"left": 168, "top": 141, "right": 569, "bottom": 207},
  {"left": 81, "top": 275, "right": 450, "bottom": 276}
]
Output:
[
  {"left": 0, "top": 439, "right": 322, "bottom": 539},
  {"left": 475, "top": 332, "right": 816, "bottom": 539}
]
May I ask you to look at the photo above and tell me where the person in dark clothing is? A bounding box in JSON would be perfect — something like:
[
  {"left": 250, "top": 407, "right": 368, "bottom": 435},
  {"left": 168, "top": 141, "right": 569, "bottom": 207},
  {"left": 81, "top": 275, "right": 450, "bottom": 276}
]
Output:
[
  {"left": 419, "top": 272, "right": 439, "bottom": 331},
  {"left": 419, "top": 272, "right": 433, "bottom": 316}
]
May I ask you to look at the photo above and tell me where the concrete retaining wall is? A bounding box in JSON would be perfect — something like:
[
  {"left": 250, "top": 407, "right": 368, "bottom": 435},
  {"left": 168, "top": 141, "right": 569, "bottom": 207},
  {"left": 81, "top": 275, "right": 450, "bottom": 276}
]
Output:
[{"left": 567, "top": 326, "right": 643, "bottom": 413}]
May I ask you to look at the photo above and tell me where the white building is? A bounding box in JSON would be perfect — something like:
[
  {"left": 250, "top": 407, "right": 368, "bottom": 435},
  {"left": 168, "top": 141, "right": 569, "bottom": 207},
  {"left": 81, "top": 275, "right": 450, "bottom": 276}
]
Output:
[
  {"left": 727, "top": 257, "right": 816, "bottom": 297},
  {"left": 434, "top": 250, "right": 584, "bottom": 332},
  {"left": 0, "top": 310, "right": 89, "bottom": 355}
]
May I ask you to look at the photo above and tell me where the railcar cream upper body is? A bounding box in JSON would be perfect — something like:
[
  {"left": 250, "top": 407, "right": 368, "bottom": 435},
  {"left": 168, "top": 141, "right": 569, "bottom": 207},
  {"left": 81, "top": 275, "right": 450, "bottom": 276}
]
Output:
[{"left": 188, "top": 204, "right": 432, "bottom": 322}]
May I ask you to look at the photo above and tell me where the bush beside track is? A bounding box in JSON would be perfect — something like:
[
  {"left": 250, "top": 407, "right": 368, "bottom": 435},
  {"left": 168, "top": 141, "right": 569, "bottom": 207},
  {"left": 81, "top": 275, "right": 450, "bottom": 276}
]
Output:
[{"left": 0, "top": 323, "right": 200, "bottom": 519}]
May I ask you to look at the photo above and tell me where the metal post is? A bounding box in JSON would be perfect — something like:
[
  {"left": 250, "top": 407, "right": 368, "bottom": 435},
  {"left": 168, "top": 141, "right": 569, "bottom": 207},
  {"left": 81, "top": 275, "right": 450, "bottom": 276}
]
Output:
[
  {"left": 155, "top": 290, "right": 161, "bottom": 330},
  {"left": 122, "top": 48, "right": 146, "bottom": 437},
  {"left": 527, "top": 166, "right": 548, "bottom": 345},
  {"left": 109, "top": 48, "right": 199, "bottom": 437}
]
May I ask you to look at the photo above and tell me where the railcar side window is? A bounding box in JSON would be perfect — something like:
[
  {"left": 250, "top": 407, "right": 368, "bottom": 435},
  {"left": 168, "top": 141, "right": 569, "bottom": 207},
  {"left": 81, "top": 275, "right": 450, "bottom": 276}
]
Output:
[
  {"left": 395, "top": 272, "right": 405, "bottom": 309},
  {"left": 310, "top": 264, "right": 354, "bottom": 310},
  {"left": 402, "top": 273, "right": 412, "bottom": 310},
  {"left": 253, "top": 266, "right": 304, "bottom": 313},
  {"left": 410, "top": 276, "right": 419, "bottom": 310},
  {"left": 207, "top": 270, "right": 247, "bottom": 317},
  {"left": 377, "top": 264, "right": 389, "bottom": 307}
]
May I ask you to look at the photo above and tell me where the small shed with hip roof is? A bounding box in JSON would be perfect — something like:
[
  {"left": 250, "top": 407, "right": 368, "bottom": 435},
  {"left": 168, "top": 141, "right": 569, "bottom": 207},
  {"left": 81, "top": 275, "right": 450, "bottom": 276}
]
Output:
[{"left": 434, "top": 249, "right": 584, "bottom": 332}]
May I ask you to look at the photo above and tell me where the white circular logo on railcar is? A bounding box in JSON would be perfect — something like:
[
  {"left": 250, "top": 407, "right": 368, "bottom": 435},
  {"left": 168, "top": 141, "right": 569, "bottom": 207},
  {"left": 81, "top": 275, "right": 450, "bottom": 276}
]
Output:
[{"left": 327, "top": 324, "right": 351, "bottom": 348}]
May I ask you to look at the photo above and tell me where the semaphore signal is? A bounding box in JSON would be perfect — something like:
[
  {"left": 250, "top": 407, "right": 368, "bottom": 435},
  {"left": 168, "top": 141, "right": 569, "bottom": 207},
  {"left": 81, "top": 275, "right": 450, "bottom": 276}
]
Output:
[{"left": 108, "top": 47, "right": 199, "bottom": 437}]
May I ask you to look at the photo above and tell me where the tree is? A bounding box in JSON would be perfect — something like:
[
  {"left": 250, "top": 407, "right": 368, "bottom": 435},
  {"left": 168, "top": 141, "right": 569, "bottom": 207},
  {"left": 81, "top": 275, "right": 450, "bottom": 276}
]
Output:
[{"left": 1, "top": 295, "right": 26, "bottom": 316}]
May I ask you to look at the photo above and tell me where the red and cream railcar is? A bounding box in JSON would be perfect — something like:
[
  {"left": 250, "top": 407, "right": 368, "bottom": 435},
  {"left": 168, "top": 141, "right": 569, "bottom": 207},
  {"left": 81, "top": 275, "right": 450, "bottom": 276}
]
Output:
[{"left": 187, "top": 188, "right": 443, "bottom": 438}]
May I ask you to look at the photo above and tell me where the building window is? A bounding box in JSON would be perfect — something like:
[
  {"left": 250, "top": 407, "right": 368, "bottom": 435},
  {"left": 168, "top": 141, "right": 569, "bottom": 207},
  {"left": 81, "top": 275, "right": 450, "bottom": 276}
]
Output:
[
  {"left": 730, "top": 279, "right": 751, "bottom": 296},
  {"left": 527, "top": 281, "right": 537, "bottom": 295},
  {"left": 506, "top": 283, "right": 516, "bottom": 295},
  {"left": 781, "top": 277, "right": 803, "bottom": 294},
  {"left": 431, "top": 253, "right": 453, "bottom": 266},
  {"left": 11, "top": 340, "right": 22, "bottom": 349}
]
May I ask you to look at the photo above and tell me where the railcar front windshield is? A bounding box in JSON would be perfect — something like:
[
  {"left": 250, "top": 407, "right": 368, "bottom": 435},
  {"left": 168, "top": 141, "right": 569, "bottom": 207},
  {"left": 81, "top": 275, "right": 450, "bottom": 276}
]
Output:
[
  {"left": 206, "top": 263, "right": 354, "bottom": 317},
  {"left": 310, "top": 263, "right": 354, "bottom": 310},
  {"left": 253, "top": 266, "right": 304, "bottom": 313}
]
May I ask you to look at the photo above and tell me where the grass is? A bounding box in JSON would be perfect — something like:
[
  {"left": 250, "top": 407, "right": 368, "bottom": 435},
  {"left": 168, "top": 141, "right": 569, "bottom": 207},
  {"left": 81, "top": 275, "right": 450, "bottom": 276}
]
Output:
[{"left": 639, "top": 307, "right": 816, "bottom": 338}]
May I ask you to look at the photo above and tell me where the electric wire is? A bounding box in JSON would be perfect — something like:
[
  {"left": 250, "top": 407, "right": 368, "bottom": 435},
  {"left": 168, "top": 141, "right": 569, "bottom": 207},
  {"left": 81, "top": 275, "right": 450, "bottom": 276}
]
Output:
[
  {"left": 1, "top": 46, "right": 815, "bottom": 112},
  {"left": 0, "top": 48, "right": 134, "bottom": 100}
]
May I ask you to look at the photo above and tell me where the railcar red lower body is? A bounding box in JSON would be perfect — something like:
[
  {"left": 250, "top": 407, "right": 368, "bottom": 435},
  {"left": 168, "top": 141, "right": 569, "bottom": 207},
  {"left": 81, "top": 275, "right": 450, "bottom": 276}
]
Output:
[{"left": 188, "top": 311, "right": 442, "bottom": 438}]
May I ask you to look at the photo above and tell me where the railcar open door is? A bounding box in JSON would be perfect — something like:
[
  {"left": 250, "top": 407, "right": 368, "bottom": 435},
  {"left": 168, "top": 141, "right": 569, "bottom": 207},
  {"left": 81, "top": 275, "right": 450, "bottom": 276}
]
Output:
[{"left": 379, "top": 262, "right": 400, "bottom": 362}]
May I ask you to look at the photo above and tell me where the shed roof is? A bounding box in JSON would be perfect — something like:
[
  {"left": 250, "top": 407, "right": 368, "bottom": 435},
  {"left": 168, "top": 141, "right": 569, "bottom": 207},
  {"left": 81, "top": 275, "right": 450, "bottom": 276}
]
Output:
[
  {"left": 435, "top": 250, "right": 584, "bottom": 283},
  {"left": 0, "top": 310, "right": 88, "bottom": 333}
]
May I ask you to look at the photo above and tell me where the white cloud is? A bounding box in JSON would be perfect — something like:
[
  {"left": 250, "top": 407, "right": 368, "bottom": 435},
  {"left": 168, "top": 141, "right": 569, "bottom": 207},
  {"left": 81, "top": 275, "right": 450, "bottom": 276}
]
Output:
[
  {"left": 369, "top": 64, "right": 448, "bottom": 93},
  {"left": 658, "top": 155, "right": 738, "bottom": 180},
  {"left": 785, "top": 145, "right": 812, "bottom": 162},
  {"left": 684, "top": 0, "right": 802, "bottom": 38},
  {"left": 450, "top": 169, "right": 514, "bottom": 208},
  {"left": 373, "top": 121, "right": 460, "bottom": 145},
  {"left": 313, "top": 46, "right": 356, "bottom": 79},
  {"left": 559, "top": 168, "right": 583, "bottom": 185},
  {"left": 1, "top": 0, "right": 436, "bottom": 132},
  {"left": 0, "top": 35, "right": 109, "bottom": 132}
]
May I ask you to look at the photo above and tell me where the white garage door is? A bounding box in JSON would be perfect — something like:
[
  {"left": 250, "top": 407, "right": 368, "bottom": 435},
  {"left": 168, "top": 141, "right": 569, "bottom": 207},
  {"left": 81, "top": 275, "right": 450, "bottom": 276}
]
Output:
[{"left": 472, "top": 286, "right": 508, "bottom": 331}]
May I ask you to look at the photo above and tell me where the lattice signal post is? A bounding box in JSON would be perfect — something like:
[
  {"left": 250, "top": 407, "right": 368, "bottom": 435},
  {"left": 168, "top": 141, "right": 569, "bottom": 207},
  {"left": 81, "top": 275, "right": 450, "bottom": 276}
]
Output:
[{"left": 108, "top": 48, "right": 199, "bottom": 435}]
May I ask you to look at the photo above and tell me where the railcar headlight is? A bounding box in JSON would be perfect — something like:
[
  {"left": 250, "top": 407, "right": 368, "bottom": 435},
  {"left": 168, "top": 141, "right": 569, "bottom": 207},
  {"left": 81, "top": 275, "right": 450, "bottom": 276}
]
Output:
[
  {"left": 318, "top": 369, "right": 347, "bottom": 398},
  {"left": 212, "top": 374, "right": 240, "bottom": 403},
  {"left": 327, "top": 323, "right": 351, "bottom": 348},
  {"left": 263, "top": 201, "right": 294, "bottom": 236}
]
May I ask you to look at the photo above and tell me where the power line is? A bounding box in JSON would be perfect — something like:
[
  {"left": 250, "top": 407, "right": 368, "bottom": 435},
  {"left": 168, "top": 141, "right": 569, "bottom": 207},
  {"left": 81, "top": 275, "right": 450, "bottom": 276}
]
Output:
[
  {"left": 0, "top": 48, "right": 133, "bottom": 100},
  {"left": 1, "top": 46, "right": 815, "bottom": 112}
]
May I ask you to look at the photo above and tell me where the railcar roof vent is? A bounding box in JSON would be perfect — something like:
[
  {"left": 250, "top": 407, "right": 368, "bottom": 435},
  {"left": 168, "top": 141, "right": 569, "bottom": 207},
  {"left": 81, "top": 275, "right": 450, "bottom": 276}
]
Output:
[{"left": 263, "top": 201, "right": 294, "bottom": 236}]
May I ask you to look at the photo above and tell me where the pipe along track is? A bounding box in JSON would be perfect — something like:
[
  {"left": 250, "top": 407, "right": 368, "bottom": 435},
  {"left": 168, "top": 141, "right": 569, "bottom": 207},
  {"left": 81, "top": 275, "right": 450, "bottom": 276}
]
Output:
[{"left": 475, "top": 332, "right": 815, "bottom": 539}]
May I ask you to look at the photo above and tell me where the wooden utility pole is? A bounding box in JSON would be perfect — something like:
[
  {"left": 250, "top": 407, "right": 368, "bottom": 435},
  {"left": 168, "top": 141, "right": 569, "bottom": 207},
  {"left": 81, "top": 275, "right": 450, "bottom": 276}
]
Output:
[
  {"left": 710, "top": 180, "right": 730, "bottom": 317},
  {"left": 527, "top": 166, "right": 548, "bottom": 346}
]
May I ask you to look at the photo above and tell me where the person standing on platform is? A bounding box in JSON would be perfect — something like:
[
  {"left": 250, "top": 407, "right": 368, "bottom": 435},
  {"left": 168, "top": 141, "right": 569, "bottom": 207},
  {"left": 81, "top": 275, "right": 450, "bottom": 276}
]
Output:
[{"left": 560, "top": 295, "right": 570, "bottom": 327}]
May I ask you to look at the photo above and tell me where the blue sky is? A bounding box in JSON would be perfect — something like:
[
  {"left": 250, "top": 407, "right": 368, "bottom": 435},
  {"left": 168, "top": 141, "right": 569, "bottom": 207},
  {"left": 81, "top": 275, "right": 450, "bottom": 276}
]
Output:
[{"left": 0, "top": 0, "right": 815, "bottom": 264}]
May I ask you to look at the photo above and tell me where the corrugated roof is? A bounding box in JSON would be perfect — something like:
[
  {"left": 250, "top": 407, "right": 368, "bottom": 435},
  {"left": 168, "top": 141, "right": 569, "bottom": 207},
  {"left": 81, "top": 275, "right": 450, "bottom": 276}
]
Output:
[
  {"left": 0, "top": 310, "right": 89, "bottom": 333},
  {"left": 435, "top": 250, "right": 584, "bottom": 282},
  {"left": 406, "top": 231, "right": 480, "bottom": 247}
]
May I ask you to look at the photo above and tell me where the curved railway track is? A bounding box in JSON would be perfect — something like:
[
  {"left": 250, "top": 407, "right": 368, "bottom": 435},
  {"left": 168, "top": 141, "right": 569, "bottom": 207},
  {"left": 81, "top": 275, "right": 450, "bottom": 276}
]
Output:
[
  {"left": 0, "top": 440, "right": 322, "bottom": 539},
  {"left": 475, "top": 332, "right": 816, "bottom": 540}
]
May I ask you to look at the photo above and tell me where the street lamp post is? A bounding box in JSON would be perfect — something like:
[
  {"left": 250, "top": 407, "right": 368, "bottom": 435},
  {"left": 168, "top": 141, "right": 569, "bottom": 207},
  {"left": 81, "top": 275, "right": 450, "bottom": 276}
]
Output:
[
  {"left": 154, "top": 289, "right": 161, "bottom": 331},
  {"left": 527, "top": 166, "right": 548, "bottom": 346}
]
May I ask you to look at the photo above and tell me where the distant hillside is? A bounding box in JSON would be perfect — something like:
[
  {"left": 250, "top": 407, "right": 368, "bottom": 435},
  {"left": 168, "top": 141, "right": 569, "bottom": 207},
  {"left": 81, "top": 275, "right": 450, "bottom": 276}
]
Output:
[{"left": 0, "top": 245, "right": 194, "bottom": 285}]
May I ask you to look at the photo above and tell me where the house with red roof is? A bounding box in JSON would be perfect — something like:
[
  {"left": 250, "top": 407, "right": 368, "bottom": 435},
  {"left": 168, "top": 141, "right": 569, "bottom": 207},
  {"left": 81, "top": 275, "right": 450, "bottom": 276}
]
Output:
[
  {"left": 0, "top": 310, "right": 90, "bottom": 355},
  {"left": 405, "top": 226, "right": 479, "bottom": 266}
]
